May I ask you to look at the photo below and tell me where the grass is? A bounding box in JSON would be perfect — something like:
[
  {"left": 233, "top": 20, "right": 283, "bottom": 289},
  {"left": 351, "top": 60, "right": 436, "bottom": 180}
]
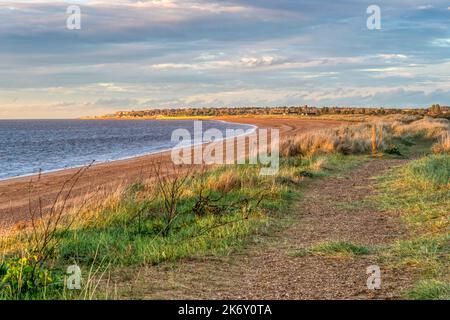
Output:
[
  {"left": 407, "top": 280, "right": 450, "bottom": 300},
  {"left": 374, "top": 153, "right": 450, "bottom": 300},
  {"left": 409, "top": 154, "right": 450, "bottom": 185},
  {"left": 281, "top": 116, "right": 449, "bottom": 158},
  {"left": 294, "top": 241, "right": 371, "bottom": 259}
]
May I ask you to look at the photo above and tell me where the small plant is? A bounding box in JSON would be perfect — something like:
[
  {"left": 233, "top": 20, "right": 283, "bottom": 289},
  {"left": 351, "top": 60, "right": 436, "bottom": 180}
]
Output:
[
  {"left": 192, "top": 186, "right": 226, "bottom": 217},
  {"left": 153, "top": 163, "right": 191, "bottom": 237},
  {"left": 0, "top": 263, "right": 7, "bottom": 277},
  {"left": 297, "top": 170, "right": 314, "bottom": 178},
  {"left": 1, "top": 255, "right": 55, "bottom": 298},
  {"left": 27, "top": 163, "right": 93, "bottom": 264},
  {"left": 385, "top": 144, "right": 402, "bottom": 156}
]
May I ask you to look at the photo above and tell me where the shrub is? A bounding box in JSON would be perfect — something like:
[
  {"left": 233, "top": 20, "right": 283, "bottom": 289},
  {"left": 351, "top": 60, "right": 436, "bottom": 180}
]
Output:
[
  {"left": 153, "top": 164, "right": 190, "bottom": 237},
  {"left": 385, "top": 144, "right": 402, "bottom": 155}
]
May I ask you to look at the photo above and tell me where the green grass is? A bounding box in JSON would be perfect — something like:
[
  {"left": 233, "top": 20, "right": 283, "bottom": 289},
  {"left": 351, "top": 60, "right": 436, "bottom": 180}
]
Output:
[
  {"left": 409, "top": 154, "right": 450, "bottom": 186},
  {"left": 407, "top": 280, "right": 450, "bottom": 300},
  {"left": 58, "top": 209, "right": 268, "bottom": 267},
  {"left": 390, "top": 137, "right": 432, "bottom": 158},
  {"left": 374, "top": 153, "right": 450, "bottom": 300},
  {"left": 294, "top": 241, "right": 371, "bottom": 258}
]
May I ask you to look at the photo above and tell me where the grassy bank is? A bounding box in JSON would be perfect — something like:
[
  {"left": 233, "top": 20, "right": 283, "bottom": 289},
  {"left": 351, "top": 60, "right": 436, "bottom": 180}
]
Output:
[{"left": 374, "top": 154, "right": 449, "bottom": 300}]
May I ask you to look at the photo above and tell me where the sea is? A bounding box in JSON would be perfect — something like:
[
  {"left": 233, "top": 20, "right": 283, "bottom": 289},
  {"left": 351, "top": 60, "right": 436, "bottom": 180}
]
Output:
[{"left": 0, "top": 119, "right": 255, "bottom": 180}]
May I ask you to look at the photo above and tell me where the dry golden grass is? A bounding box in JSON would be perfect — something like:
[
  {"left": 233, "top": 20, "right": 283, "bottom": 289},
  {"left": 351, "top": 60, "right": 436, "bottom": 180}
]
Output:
[
  {"left": 309, "top": 156, "right": 328, "bottom": 172},
  {"left": 281, "top": 122, "right": 390, "bottom": 157},
  {"left": 392, "top": 117, "right": 449, "bottom": 139},
  {"left": 281, "top": 117, "right": 450, "bottom": 157},
  {"left": 432, "top": 131, "right": 450, "bottom": 154},
  {"left": 207, "top": 171, "right": 242, "bottom": 193}
]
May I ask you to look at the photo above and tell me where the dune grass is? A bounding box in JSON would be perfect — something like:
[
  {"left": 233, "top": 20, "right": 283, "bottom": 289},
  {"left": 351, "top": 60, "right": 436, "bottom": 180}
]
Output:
[{"left": 281, "top": 116, "right": 449, "bottom": 158}]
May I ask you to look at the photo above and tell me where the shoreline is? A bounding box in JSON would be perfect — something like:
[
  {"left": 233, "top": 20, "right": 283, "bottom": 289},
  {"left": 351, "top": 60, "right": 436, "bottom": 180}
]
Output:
[
  {"left": 0, "top": 119, "right": 257, "bottom": 183},
  {"left": 0, "top": 117, "right": 345, "bottom": 230}
]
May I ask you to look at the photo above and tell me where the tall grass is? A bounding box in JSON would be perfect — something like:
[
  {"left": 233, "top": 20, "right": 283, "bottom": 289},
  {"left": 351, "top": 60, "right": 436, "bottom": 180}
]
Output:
[
  {"left": 281, "top": 117, "right": 449, "bottom": 157},
  {"left": 432, "top": 131, "right": 450, "bottom": 154},
  {"left": 281, "top": 122, "right": 391, "bottom": 157},
  {"left": 392, "top": 117, "right": 449, "bottom": 140}
]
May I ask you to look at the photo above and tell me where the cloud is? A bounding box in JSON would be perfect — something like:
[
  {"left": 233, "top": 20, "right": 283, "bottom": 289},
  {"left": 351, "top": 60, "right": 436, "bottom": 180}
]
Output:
[
  {"left": 431, "top": 38, "right": 450, "bottom": 47},
  {"left": 94, "top": 98, "right": 139, "bottom": 107},
  {"left": 377, "top": 54, "right": 408, "bottom": 60},
  {"left": 176, "top": 83, "right": 450, "bottom": 108},
  {"left": 151, "top": 55, "right": 282, "bottom": 70},
  {"left": 1, "top": 0, "right": 450, "bottom": 117},
  {"left": 417, "top": 5, "right": 434, "bottom": 10}
]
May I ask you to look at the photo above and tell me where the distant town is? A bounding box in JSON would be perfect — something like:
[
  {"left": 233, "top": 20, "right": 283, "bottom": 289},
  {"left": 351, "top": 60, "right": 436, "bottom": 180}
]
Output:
[{"left": 95, "top": 105, "right": 450, "bottom": 119}]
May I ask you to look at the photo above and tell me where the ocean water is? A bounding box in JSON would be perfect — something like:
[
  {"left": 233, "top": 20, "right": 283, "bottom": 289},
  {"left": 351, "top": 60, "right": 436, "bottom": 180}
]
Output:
[{"left": 0, "top": 119, "right": 255, "bottom": 180}]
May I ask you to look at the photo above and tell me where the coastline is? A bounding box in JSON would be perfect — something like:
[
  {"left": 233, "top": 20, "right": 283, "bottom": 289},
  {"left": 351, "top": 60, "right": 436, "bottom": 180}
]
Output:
[
  {"left": 0, "top": 119, "right": 257, "bottom": 183},
  {"left": 0, "top": 117, "right": 345, "bottom": 230}
]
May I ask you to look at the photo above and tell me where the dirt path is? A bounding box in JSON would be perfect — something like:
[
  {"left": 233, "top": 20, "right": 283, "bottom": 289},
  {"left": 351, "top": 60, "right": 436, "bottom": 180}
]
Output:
[{"left": 117, "top": 158, "right": 413, "bottom": 300}]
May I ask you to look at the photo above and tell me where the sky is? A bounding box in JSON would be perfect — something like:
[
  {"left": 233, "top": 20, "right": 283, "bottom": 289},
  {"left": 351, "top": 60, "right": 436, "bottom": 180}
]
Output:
[{"left": 0, "top": 0, "right": 449, "bottom": 118}]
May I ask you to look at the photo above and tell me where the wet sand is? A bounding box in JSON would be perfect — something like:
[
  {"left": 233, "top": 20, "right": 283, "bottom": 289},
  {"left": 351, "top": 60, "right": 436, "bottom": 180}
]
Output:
[{"left": 0, "top": 117, "right": 344, "bottom": 230}]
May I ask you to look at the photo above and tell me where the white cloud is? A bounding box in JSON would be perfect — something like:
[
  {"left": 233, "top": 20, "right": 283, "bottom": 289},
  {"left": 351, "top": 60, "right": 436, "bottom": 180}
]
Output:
[
  {"left": 361, "top": 59, "right": 450, "bottom": 80},
  {"left": 417, "top": 5, "right": 433, "bottom": 10},
  {"left": 151, "top": 55, "right": 282, "bottom": 71},
  {"left": 377, "top": 54, "right": 408, "bottom": 60},
  {"left": 431, "top": 38, "right": 450, "bottom": 47}
]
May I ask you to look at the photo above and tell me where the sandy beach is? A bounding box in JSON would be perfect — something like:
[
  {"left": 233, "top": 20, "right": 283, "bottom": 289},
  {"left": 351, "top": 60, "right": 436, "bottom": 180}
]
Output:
[{"left": 0, "top": 117, "right": 344, "bottom": 230}]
